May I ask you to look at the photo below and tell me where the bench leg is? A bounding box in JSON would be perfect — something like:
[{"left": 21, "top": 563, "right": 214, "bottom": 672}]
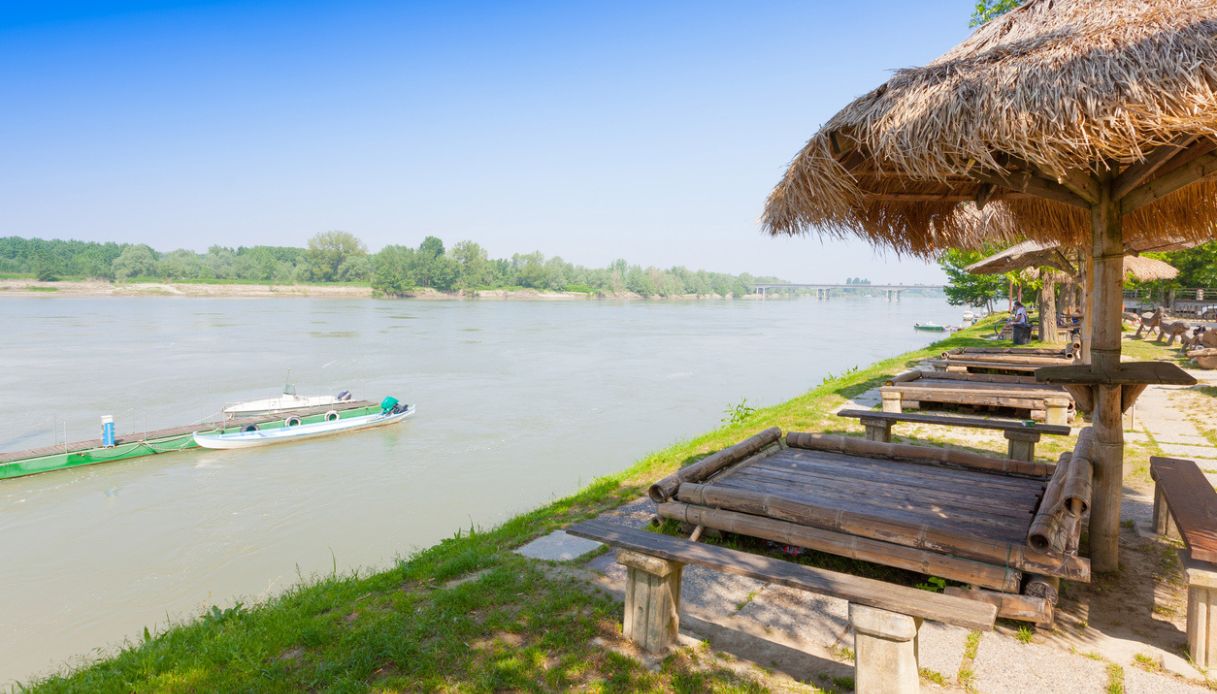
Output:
[
  {"left": 861, "top": 418, "right": 893, "bottom": 443},
  {"left": 849, "top": 603, "right": 922, "bottom": 694},
  {"left": 617, "top": 550, "right": 683, "bottom": 654},
  {"left": 1003, "top": 430, "right": 1041, "bottom": 462},
  {"left": 1153, "top": 485, "right": 1179, "bottom": 539},
  {"left": 1044, "top": 398, "right": 1070, "bottom": 426},
  {"left": 1188, "top": 584, "right": 1217, "bottom": 669},
  {"left": 881, "top": 391, "right": 903, "bottom": 414},
  {"left": 1183, "top": 551, "right": 1217, "bottom": 670}
]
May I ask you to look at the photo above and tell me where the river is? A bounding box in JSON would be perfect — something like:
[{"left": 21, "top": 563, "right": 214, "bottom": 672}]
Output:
[{"left": 0, "top": 294, "right": 961, "bottom": 684}]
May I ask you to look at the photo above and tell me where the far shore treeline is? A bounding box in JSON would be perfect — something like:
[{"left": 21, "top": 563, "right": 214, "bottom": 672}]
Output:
[{"left": 0, "top": 233, "right": 794, "bottom": 298}]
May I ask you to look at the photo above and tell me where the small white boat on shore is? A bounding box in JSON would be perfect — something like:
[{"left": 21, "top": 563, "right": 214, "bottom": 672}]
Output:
[
  {"left": 196, "top": 404, "right": 414, "bottom": 449},
  {"left": 223, "top": 383, "right": 353, "bottom": 418}
]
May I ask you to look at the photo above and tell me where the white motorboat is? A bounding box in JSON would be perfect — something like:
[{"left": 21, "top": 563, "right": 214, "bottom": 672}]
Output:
[
  {"left": 195, "top": 404, "right": 414, "bottom": 449},
  {"left": 223, "top": 383, "right": 353, "bottom": 418},
  {"left": 962, "top": 310, "right": 977, "bottom": 322}
]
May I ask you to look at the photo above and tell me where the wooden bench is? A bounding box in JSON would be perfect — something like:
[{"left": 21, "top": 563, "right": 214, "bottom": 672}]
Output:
[
  {"left": 1151, "top": 456, "right": 1217, "bottom": 668},
  {"left": 835, "top": 409, "right": 1071, "bottom": 462},
  {"left": 568, "top": 518, "right": 995, "bottom": 694}
]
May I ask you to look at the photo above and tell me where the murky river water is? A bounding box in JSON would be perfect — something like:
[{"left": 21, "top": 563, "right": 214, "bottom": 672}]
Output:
[{"left": 0, "top": 294, "right": 960, "bottom": 684}]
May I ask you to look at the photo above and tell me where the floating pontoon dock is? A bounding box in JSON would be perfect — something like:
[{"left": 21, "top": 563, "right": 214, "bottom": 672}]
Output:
[{"left": 0, "top": 400, "right": 376, "bottom": 481}]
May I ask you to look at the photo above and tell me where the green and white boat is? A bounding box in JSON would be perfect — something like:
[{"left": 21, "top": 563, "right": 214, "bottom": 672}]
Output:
[{"left": 194, "top": 404, "right": 414, "bottom": 449}]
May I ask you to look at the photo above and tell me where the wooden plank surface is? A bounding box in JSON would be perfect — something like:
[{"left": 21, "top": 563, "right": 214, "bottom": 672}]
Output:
[
  {"left": 567, "top": 519, "right": 997, "bottom": 630},
  {"left": 927, "top": 359, "right": 1046, "bottom": 373},
  {"left": 771, "top": 447, "right": 1048, "bottom": 496},
  {"left": 658, "top": 501, "right": 1022, "bottom": 592},
  {"left": 0, "top": 400, "right": 377, "bottom": 463},
  {"left": 1036, "top": 362, "right": 1197, "bottom": 386},
  {"left": 836, "top": 409, "right": 1071, "bottom": 436},
  {"left": 890, "top": 378, "right": 1070, "bottom": 397},
  {"left": 743, "top": 455, "right": 1043, "bottom": 516},
  {"left": 1151, "top": 457, "right": 1217, "bottom": 563}
]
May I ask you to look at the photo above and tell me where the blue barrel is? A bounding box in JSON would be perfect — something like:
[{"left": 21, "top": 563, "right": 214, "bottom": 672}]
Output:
[{"left": 101, "top": 415, "right": 116, "bottom": 447}]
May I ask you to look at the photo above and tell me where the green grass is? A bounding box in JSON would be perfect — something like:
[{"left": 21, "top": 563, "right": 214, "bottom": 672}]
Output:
[
  {"left": 1014, "top": 625, "right": 1035, "bottom": 644},
  {"left": 1105, "top": 662, "right": 1125, "bottom": 694},
  {"left": 26, "top": 317, "right": 1030, "bottom": 692}
]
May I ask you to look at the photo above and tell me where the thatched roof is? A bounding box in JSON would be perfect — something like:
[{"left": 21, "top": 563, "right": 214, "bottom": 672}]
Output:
[
  {"left": 965, "top": 240, "right": 1178, "bottom": 281},
  {"left": 964, "top": 240, "right": 1074, "bottom": 275},
  {"left": 764, "top": 0, "right": 1217, "bottom": 256},
  {"left": 1122, "top": 255, "right": 1179, "bottom": 281}
]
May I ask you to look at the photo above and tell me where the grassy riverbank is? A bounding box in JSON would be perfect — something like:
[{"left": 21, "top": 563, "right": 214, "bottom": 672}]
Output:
[{"left": 29, "top": 318, "right": 1081, "bottom": 692}]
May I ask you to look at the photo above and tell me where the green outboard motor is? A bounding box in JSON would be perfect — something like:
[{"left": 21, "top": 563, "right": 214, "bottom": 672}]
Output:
[{"left": 380, "top": 396, "right": 399, "bottom": 414}]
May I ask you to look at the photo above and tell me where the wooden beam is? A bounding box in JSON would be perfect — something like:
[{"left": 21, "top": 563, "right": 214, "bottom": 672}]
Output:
[
  {"left": 976, "top": 169, "right": 1091, "bottom": 209},
  {"left": 1112, "top": 135, "right": 1200, "bottom": 200},
  {"left": 1121, "top": 151, "right": 1217, "bottom": 214},
  {"left": 1001, "top": 154, "right": 1099, "bottom": 205},
  {"left": 975, "top": 182, "right": 997, "bottom": 209}
]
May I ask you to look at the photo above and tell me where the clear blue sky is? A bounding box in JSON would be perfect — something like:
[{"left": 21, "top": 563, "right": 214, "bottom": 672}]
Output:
[{"left": 0, "top": 1, "right": 976, "bottom": 283}]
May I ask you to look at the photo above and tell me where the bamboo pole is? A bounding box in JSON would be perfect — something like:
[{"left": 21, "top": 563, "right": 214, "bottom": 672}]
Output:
[
  {"left": 648, "top": 427, "right": 781, "bottom": 502},
  {"left": 784, "top": 432, "right": 1053, "bottom": 478},
  {"left": 670, "top": 484, "right": 1089, "bottom": 580},
  {"left": 657, "top": 501, "right": 1022, "bottom": 592},
  {"left": 1089, "top": 173, "right": 1126, "bottom": 573}
]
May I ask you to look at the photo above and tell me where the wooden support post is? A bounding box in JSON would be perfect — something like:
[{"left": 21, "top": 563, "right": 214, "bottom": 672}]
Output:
[
  {"left": 849, "top": 603, "right": 922, "bottom": 694},
  {"left": 881, "top": 391, "right": 903, "bottom": 414},
  {"left": 1082, "top": 253, "right": 1094, "bottom": 364},
  {"left": 617, "top": 550, "right": 683, "bottom": 653},
  {"left": 1044, "top": 398, "right": 1071, "bottom": 427},
  {"left": 1003, "top": 429, "right": 1041, "bottom": 462},
  {"left": 860, "top": 417, "right": 894, "bottom": 443},
  {"left": 1182, "top": 552, "right": 1217, "bottom": 669},
  {"left": 1153, "top": 484, "right": 1180, "bottom": 539},
  {"left": 1089, "top": 173, "right": 1126, "bottom": 574}
]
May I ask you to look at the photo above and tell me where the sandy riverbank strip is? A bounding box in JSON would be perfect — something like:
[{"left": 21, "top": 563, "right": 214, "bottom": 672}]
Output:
[{"left": 0, "top": 279, "right": 758, "bottom": 301}]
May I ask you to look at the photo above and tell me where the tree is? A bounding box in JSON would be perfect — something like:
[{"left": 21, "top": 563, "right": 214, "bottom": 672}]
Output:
[
  {"left": 450, "top": 240, "right": 490, "bottom": 291},
  {"left": 112, "top": 244, "right": 158, "bottom": 280},
  {"left": 939, "top": 249, "right": 1004, "bottom": 311},
  {"left": 412, "top": 236, "right": 456, "bottom": 290},
  {"left": 969, "top": 0, "right": 1020, "bottom": 27},
  {"left": 305, "top": 231, "right": 367, "bottom": 282},
  {"left": 371, "top": 245, "right": 416, "bottom": 297}
]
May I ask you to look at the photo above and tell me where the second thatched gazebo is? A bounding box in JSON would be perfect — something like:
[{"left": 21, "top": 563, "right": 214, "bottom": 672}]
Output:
[
  {"left": 763, "top": 0, "right": 1210, "bottom": 571},
  {"left": 964, "top": 241, "right": 1179, "bottom": 340}
]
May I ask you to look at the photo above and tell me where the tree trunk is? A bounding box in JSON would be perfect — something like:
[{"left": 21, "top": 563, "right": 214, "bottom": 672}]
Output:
[
  {"left": 1088, "top": 175, "right": 1125, "bottom": 574},
  {"left": 1039, "top": 271, "right": 1060, "bottom": 344}
]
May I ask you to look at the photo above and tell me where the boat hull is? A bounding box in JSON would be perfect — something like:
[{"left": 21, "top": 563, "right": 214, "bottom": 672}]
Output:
[{"left": 194, "top": 407, "right": 414, "bottom": 449}]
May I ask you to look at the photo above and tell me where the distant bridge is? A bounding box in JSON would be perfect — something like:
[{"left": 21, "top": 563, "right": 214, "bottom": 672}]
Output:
[{"left": 749, "top": 283, "right": 944, "bottom": 300}]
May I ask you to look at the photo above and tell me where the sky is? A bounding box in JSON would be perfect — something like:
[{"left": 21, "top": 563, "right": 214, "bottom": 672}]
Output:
[{"left": 0, "top": 1, "right": 978, "bottom": 284}]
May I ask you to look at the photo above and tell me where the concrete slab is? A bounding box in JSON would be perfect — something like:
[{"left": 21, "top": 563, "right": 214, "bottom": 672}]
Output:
[
  {"left": 1158, "top": 443, "right": 1217, "bottom": 460},
  {"left": 736, "top": 584, "right": 850, "bottom": 651},
  {"left": 679, "top": 564, "right": 768, "bottom": 616},
  {"left": 595, "top": 497, "right": 656, "bottom": 530},
  {"left": 842, "top": 387, "right": 882, "bottom": 411},
  {"left": 971, "top": 632, "right": 1110, "bottom": 694},
  {"left": 1123, "top": 664, "right": 1212, "bottom": 693},
  {"left": 917, "top": 621, "right": 970, "bottom": 681},
  {"left": 515, "top": 530, "right": 602, "bottom": 561}
]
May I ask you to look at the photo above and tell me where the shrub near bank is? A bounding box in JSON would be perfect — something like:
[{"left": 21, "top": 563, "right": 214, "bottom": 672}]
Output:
[{"left": 33, "top": 318, "right": 1029, "bottom": 692}]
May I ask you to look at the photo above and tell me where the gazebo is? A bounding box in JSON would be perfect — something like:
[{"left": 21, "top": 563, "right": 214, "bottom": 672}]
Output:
[
  {"left": 963, "top": 240, "right": 1179, "bottom": 342},
  {"left": 763, "top": 0, "right": 1211, "bottom": 572}
]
